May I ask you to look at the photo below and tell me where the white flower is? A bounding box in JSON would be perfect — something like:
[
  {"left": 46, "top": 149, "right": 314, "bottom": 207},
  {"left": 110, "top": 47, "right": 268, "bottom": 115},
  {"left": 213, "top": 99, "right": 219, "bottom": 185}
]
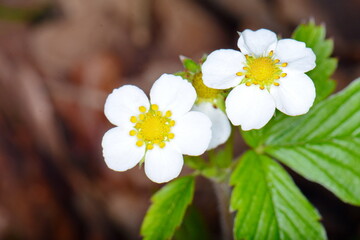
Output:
[
  {"left": 192, "top": 102, "right": 230, "bottom": 150},
  {"left": 102, "top": 74, "right": 212, "bottom": 183},
  {"left": 190, "top": 73, "right": 231, "bottom": 150},
  {"left": 202, "top": 29, "right": 316, "bottom": 131}
]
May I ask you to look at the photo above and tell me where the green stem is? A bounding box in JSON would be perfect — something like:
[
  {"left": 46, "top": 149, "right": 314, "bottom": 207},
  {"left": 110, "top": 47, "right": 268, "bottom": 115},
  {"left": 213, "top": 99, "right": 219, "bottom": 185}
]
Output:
[{"left": 212, "top": 180, "right": 233, "bottom": 240}]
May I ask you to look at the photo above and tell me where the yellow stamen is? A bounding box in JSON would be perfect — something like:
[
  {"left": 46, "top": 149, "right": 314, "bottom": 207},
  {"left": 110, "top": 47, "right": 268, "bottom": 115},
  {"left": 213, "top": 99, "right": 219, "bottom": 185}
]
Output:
[
  {"left": 139, "top": 114, "right": 145, "bottom": 120},
  {"left": 168, "top": 133, "right": 175, "bottom": 139},
  {"left": 159, "top": 142, "right": 166, "bottom": 148},
  {"left": 281, "top": 73, "right": 287, "bottom": 78},
  {"left": 274, "top": 59, "right": 280, "bottom": 64},
  {"left": 170, "top": 120, "right": 176, "bottom": 126},
  {"left": 151, "top": 104, "right": 159, "bottom": 111},
  {"left": 130, "top": 116, "right": 137, "bottom": 123},
  {"left": 129, "top": 130, "right": 137, "bottom": 136},
  {"left": 274, "top": 82, "right": 280, "bottom": 86},
  {"left": 269, "top": 50, "right": 274, "bottom": 56},
  {"left": 147, "top": 144, "right": 154, "bottom": 150},
  {"left": 281, "top": 63, "right": 288, "bottom": 67},
  {"left": 136, "top": 141, "right": 144, "bottom": 147},
  {"left": 165, "top": 111, "right": 172, "bottom": 117},
  {"left": 236, "top": 72, "right": 243, "bottom": 76},
  {"left": 139, "top": 106, "right": 146, "bottom": 113},
  {"left": 260, "top": 86, "right": 265, "bottom": 90},
  {"left": 245, "top": 82, "right": 251, "bottom": 86}
]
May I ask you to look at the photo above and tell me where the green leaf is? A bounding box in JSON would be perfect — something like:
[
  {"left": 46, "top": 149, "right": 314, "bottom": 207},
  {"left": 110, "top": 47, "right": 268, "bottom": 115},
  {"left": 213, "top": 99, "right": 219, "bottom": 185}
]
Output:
[
  {"left": 263, "top": 79, "right": 360, "bottom": 205},
  {"left": 292, "top": 22, "right": 337, "bottom": 101},
  {"left": 174, "top": 206, "right": 210, "bottom": 240},
  {"left": 141, "top": 176, "right": 195, "bottom": 240},
  {"left": 230, "top": 151, "right": 326, "bottom": 240}
]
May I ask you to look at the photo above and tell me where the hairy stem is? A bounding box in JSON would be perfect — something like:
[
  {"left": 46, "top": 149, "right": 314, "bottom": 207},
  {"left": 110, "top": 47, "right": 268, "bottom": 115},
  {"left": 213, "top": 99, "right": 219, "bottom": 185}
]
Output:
[{"left": 212, "top": 180, "right": 233, "bottom": 240}]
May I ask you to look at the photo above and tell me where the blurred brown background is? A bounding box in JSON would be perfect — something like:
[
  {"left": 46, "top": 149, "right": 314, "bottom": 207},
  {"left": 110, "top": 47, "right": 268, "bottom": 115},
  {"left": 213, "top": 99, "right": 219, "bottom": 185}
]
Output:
[{"left": 0, "top": 0, "right": 359, "bottom": 239}]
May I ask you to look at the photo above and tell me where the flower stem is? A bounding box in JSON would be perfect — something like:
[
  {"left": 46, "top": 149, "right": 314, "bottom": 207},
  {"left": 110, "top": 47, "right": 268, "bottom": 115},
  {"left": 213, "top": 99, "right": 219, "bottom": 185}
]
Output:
[{"left": 212, "top": 180, "right": 233, "bottom": 240}]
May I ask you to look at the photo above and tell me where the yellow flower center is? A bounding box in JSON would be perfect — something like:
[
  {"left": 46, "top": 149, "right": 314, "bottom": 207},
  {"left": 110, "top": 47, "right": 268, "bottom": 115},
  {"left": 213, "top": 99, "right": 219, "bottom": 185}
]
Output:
[
  {"left": 192, "top": 73, "right": 221, "bottom": 99},
  {"left": 129, "top": 104, "right": 175, "bottom": 150},
  {"left": 236, "top": 51, "right": 288, "bottom": 90}
]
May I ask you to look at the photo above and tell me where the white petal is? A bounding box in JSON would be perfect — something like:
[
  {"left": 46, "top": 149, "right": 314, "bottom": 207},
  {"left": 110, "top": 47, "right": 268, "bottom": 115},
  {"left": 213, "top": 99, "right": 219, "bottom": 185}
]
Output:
[
  {"left": 201, "top": 49, "right": 245, "bottom": 89},
  {"left": 144, "top": 143, "right": 183, "bottom": 183},
  {"left": 275, "top": 39, "right": 316, "bottom": 73},
  {"left": 102, "top": 127, "right": 145, "bottom": 171},
  {"left": 150, "top": 74, "right": 196, "bottom": 118},
  {"left": 237, "top": 29, "right": 277, "bottom": 57},
  {"left": 270, "top": 72, "right": 315, "bottom": 116},
  {"left": 226, "top": 85, "right": 275, "bottom": 131},
  {"left": 104, "top": 85, "right": 149, "bottom": 127},
  {"left": 192, "top": 102, "right": 231, "bottom": 150},
  {"left": 172, "top": 111, "right": 212, "bottom": 155}
]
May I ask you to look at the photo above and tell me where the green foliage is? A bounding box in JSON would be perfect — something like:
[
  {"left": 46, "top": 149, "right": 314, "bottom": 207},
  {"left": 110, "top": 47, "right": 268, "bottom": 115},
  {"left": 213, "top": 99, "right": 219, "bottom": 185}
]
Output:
[
  {"left": 265, "top": 79, "right": 360, "bottom": 205},
  {"left": 141, "top": 176, "right": 195, "bottom": 240},
  {"left": 243, "top": 79, "right": 360, "bottom": 205},
  {"left": 230, "top": 151, "right": 326, "bottom": 240},
  {"left": 184, "top": 138, "right": 233, "bottom": 182},
  {"left": 292, "top": 22, "right": 337, "bottom": 102},
  {"left": 174, "top": 206, "right": 210, "bottom": 240}
]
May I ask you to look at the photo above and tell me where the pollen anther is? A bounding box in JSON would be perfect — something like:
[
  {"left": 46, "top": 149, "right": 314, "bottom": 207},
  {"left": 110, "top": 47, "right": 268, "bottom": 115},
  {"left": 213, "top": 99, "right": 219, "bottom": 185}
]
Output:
[
  {"left": 151, "top": 104, "right": 159, "bottom": 111},
  {"left": 130, "top": 105, "right": 175, "bottom": 150},
  {"left": 139, "top": 106, "right": 146, "bottom": 112},
  {"left": 130, "top": 116, "right": 137, "bottom": 123},
  {"left": 281, "top": 63, "right": 288, "bottom": 67}
]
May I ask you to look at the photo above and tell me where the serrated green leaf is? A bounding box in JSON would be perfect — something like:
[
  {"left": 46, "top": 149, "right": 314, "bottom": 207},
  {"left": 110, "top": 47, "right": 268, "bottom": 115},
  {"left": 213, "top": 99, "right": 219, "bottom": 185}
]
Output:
[
  {"left": 292, "top": 22, "right": 337, "bottom": 101},
  {"left": 262, "top": 79, "right": 360, "bottom": 205},
  {"left": 141, "top": 176, "right": 195, "bottom": 240},
  {"left": 230, "top": 151, "right": 326, "bottom": 240}
]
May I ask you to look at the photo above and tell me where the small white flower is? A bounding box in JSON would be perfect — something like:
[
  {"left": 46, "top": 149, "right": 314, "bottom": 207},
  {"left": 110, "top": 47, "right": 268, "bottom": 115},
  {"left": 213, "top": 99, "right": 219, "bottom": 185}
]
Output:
[
  {"left": 192, "top": 102, "right": 230, "bottom": 150},
  {"left": 190, "top": 73, "right": 231, "bottom": 150},
  {"left": 102, "top": 74, "right": 212, "bottom": 183},
  {"left": 202, "top": 29, "right": 316, "bottom": 131}
]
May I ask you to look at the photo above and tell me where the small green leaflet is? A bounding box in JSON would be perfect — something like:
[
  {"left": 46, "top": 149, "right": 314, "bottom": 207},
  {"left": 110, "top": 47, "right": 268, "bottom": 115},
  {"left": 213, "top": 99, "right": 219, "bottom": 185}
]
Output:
[
  {"left": 141, "top": 176, "right": 195, "bottom": 240},
  {"left": 292, "top": 21, "right": 337, "bottom": 102},
  {"left": 180, "top": 56, "right": 201, "bottom": 73},
  {"left": 230, "top": 151, "right": 326, "bottom": 240}
]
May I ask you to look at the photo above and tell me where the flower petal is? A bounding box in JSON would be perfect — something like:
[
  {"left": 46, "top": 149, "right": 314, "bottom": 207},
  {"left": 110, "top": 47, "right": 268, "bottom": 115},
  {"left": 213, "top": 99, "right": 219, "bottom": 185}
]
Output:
[
  {"left": 226, "top": 85, "right": 275, "bottom": 131},
  {"left": 202, "top": 49, "right": 245, "bottom": 89},
  {"left": 237, "top": 29, "right": 277, "bottom": 57},
  {"left": 270, "top": 72, "right": 316, "bottom": 116},
  {"left": 192, "top": 102, "right": 231, "bottom": 150},
  {"left": 144, "top": 143, "right": 183, "bottom": 183},
  {"left": 102, "top": 127, "right": 145, "bottom": 171},
  {"left": 172, "top": 111, "right": 212, "bottom": 155},
  {"left": 275, "top": 39, "right": 316, "bottom": 73},
  {"left": 104, "top": 85, "right": 149, "bottom": 127},
  {"left": 150, "top": 74, "right": 196, "bottom": 118}
]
